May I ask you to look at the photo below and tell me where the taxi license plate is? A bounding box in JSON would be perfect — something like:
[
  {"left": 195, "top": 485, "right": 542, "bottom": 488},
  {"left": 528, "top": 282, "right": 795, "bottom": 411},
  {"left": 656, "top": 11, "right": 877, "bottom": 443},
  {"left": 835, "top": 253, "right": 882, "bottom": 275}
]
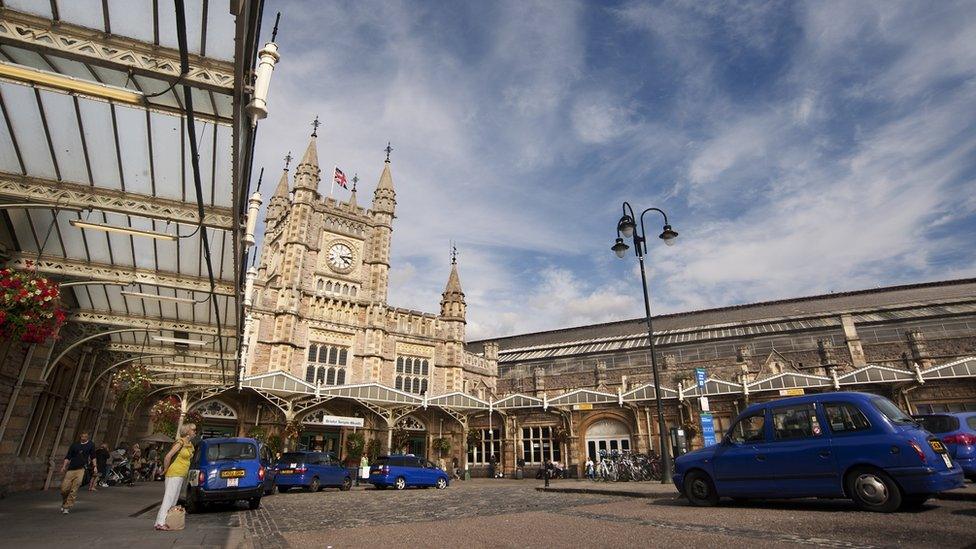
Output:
[
  {"left": 227, "top": 478, "right": 238, "bottom": 487},
  {"left": 928, "top": 440, "right": 947, "bottom": 453},
  {"left": 942, "top": 454, "right": 953, "bottom": 469},
  {"left": 220, "top": 469, "right": 245, "bottom": 478},
  {"left": 279, "top": 469, "right": 293, "bottom": 475}
]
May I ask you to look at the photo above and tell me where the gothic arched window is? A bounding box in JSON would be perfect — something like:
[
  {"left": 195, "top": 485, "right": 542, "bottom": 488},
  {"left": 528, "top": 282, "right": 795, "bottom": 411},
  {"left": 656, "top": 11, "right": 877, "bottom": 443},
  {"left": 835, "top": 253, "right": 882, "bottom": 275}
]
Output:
[
  {"left": 326, "top": 281, "right": 334, "bottom": 292},
  {"left": 306, "top": 343, "right": 350, "bottom": 386},
  {"left": 395, "top": 354, "right": 430, "bottom": 395},
  {"left": 317, "top": 280, "right": 324, "bottom": 291},
  {"left": 351, "top": 286, "right": 357, "bottom": 297}
]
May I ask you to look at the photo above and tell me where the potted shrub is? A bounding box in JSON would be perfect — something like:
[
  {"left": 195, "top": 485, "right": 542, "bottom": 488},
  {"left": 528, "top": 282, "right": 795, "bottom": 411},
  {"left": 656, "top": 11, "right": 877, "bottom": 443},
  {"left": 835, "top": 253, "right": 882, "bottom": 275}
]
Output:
[{"left": 432, "top": 437, "right": 451, "bottom": 458}]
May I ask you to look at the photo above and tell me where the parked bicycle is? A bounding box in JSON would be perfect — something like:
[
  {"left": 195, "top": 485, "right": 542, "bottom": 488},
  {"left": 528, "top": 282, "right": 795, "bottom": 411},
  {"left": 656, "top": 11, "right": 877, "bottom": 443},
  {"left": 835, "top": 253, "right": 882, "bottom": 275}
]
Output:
[{"left": 593, "top": 450, "right": 665, "bottom": 482}]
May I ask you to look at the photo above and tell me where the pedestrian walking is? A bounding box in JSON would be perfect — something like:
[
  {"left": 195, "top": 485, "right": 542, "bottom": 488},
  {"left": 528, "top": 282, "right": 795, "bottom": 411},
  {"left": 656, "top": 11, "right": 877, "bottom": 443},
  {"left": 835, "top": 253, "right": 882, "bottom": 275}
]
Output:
[
  {"left": 585, "top": 457, "right": 595, "bottom": 480},
  {"left": 543, "top": 458, "right": 554, "bottom": 487},
  {"left": 131, "top": 443, "right": 143, "bottom": 481},
  {"left": 488, "top": 454, "right": 496, "bottom": 479},
  {"left": 154, "top": 423, "right": 196, "bottom": 531},
  {"left": 358, "top": 454, "right": 369, "bottom": 486},
  {"left": 60, "top": 432, "right": 95, "bottom": 514},
  {"left": 90, "top": 443, "right": 110, "bottom": 490}
]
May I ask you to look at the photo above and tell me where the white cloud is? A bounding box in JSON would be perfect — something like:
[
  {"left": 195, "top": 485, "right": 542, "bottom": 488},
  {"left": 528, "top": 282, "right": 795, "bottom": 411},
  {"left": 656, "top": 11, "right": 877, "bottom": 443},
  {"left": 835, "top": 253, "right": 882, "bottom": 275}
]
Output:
[{"left": 252, "top": 0, "right": 976, "bottom": 340}]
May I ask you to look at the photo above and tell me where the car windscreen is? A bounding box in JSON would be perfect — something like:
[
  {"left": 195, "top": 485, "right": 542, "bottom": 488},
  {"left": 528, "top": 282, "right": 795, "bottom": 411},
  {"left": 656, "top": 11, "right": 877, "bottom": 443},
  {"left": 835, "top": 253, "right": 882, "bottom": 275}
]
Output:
[
  {"left": 871, "top": 397, "right": 915, "bottom": 425},
  {"left": 206, "top": 442, "right": 256, "bottom": 461},
  {"left": 914, "top": 415, "right": 960, "bottom": 433},
  {"left": 278, "top": 452, "right": 309, "bottom": 463}
]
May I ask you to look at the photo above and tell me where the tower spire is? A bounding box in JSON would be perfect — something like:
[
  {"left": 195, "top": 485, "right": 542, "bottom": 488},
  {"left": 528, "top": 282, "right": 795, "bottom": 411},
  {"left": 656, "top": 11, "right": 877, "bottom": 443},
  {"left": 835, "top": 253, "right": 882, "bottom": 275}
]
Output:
[
  {"left": 384, "top": 141, "right": 393, "bottom": 163},
  {"left": 347, "top": 173, "right": 359, "bottom": 209},
  {"left": 440, "top": 245, "right": 465, "bottom": 322}
]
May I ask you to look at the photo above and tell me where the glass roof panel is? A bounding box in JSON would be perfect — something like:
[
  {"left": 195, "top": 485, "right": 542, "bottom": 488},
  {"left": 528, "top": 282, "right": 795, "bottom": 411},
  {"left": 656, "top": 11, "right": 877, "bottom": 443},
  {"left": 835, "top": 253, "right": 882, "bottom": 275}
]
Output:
[
  {"left": 113, "top": 104, "right": 153, "bottom": 194},
  {"left": 77, "top": 99, "right": 122, "bottom": 189},
  {"left": 90, "top": 65, "right": 132, "bottom": 89},
  {"left": 4, "top": 0, "right": 50, "bottom": 18},
  {"left": 107, "top": 0, "right": 154, "bottom": 43},
  {"left": 1, "top": 45, "right": 53, "bottom": 71},
  {"left": 0, "top": 94, "right": 22, "bottom": 173},
  {"left": 38, "top": 89, "right": 90, "bottom": 184},
  {"left": 102, "top": 211, "right": 135, "bottom": 267},
  {"left": 155, "top": 0, "right": 204, "bottom": 56},
  {"left": 180, "top": 227, "right": 201, "bottom": 277},
  {"left": 206, "top": 0, "right": 235, "bottom": 61},
  {"left": 5, "top": 209, "right": 35, "bottom": 251},
  {"left": 31, "top": 209, "right": 64, "bottom": 257},
  {"left": 149, "top": 111, "right": 184, "bottom": 200},
  {"left": 126, "top": 215, "right": 157, "bottom": 270},
  {"left": 58, "top": 0, "right": 106, "bottom": 31},
  {"left": 133, "top": 75, "right": 181, "bottom": 110},
  {"left": 0, "top": 82, "right": 57, "bottom": 179},
  {"left": 87, "top": 285, "right": 110, "bottom": 310},
  {"left": 77, "top": 213, "right": 112, "bottom": 263},
  {"left": 45, "top": 55, "right": 101, "bottom": 81},
  {"left": 213, "top": 124, "right": 233, "bottom": 207},
  {"left": 103, "top": 283, "right": 127, "bottom": 314}
]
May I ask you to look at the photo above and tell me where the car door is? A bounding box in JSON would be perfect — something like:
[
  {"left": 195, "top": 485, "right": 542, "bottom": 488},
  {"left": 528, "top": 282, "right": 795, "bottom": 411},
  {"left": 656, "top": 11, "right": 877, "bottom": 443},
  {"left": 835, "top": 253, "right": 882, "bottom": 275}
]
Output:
[
  {"left": 324, "top": 452, "right": 344, "bottom": 486},
  {"left": 712, "top": 409, "right": 777, "bottom": 496},
  {"left": 763, "top": 402, "right": 840, "bottom": 497}
]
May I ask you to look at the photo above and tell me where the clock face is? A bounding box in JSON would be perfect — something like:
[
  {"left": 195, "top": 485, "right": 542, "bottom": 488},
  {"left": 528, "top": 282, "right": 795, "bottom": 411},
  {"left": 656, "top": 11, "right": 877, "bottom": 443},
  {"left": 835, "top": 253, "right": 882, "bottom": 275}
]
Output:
[{"left": 327, "top": 243, "right": 354, "bottom": 272}]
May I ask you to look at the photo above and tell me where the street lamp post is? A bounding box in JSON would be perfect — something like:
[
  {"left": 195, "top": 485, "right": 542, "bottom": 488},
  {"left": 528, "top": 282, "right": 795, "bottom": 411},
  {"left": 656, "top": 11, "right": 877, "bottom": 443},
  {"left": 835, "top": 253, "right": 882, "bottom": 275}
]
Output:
[{"left": 611, "top": 202, "right": 678, "bottom": 484}]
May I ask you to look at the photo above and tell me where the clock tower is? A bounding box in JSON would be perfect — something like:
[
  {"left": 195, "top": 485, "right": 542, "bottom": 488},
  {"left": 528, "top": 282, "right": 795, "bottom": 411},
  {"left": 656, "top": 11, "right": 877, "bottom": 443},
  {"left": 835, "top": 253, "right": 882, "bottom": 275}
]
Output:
[{"left": 245, "top": 125, "right": 496, "bottom": 398}]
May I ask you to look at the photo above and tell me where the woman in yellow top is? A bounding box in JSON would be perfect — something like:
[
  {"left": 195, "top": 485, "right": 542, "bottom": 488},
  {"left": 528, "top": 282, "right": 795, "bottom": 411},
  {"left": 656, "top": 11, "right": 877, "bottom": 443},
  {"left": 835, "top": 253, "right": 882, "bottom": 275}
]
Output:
[{"left": 154, "top": 423, "right": 196, "bottom": 530}]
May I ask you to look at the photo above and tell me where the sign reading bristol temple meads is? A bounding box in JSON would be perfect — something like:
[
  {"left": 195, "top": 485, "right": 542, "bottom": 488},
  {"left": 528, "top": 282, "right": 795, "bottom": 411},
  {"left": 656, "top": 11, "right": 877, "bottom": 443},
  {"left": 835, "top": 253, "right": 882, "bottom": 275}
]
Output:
[{"left": 233, "top": 129, "right": 976, "bottom": 478}]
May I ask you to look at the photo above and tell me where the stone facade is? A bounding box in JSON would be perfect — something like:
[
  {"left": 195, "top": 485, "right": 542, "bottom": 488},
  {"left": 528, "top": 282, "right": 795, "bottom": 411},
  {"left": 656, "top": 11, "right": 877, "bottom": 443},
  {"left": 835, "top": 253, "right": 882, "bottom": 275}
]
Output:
[{"left": 243, "top": 133, "right": 497, "bottom": 395}]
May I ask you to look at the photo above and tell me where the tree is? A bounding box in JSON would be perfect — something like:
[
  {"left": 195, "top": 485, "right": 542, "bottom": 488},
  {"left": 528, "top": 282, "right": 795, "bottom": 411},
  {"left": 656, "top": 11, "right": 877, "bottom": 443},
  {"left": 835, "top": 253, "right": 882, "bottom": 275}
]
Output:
[
  {"left": 391, "top": 426, "right": 410, "bottom": 453},
  {"left": 345, "top": 431, "right": 366, "bottom": 465}
]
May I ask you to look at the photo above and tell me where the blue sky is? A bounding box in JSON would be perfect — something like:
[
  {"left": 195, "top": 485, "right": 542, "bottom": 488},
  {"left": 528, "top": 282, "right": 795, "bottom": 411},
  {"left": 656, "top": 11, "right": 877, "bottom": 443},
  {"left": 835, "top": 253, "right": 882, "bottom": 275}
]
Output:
[{"left": 253, "top": 0, "right": 976, "bottom": 340}]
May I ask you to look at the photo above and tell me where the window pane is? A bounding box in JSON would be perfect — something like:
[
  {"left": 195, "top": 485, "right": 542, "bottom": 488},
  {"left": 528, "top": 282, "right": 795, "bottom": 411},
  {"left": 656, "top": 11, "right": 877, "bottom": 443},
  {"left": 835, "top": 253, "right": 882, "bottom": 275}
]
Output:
[
  {"left": 412, "top": 378, "right": 420, "bottom": 393},
  {"left": 326, "top": 368, "right": 336, "bottom": 385},
  {"left": 315, "top": 368, "right": 325, "bottom": 384},
  {"left": 396, "top": 376, "right": 402, "bottom": 390},
  {"left": 337, "top": 369, "right": 346, "bottom": 385},
  {"left": 825, "top": 403, "right": 871, "bottom": 433},
  {"left": 328, "top": 347, "right": 338, "bottom": 364},
  {"left": 305, "top": 366, "right": 315, "bottom": 383},
  {"left": 729, "top": 413, "right": 765, "bottom": 444},
  {"left": 307, "top": 345, "right": 317, "bottom": 361},
  {"left": 772, "top": 404, "right": 821, "bottom": 440},
  {"left": 397, "top": 357, "right": 403, "bottom": 373},
  {"left": 338, "top": 349, "right": 348, "bottom": 365}
]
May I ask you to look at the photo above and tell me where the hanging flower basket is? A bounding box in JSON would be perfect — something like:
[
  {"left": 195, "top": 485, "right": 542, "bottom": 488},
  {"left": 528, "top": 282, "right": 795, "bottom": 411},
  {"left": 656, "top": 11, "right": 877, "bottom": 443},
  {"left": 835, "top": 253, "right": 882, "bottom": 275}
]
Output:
[
  {"left": 0, "top": 264, "right": 67, "bottom": 344},
  {"left": 112, "top": 364, "right": 153, "bottom": 406},
  {"left": 150, "top": 395, "right": 181, "bottom": 437}
]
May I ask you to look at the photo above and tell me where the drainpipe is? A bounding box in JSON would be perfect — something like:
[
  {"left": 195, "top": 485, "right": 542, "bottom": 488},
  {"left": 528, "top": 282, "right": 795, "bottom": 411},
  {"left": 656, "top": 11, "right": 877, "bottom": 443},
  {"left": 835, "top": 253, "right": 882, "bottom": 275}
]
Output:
[
  {"left": 43, "top": 350, "right": 91, "bottom": 490},
  {"left": 0, "top": 344, "right": 35, "bottom": 443}
]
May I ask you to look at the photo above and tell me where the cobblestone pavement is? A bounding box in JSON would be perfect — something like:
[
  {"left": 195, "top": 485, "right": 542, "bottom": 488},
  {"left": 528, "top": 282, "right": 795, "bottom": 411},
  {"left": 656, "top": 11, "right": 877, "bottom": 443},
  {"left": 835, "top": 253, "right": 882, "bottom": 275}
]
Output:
[{"left": 228, "top": 480, "right": 976, "bottom": 548}]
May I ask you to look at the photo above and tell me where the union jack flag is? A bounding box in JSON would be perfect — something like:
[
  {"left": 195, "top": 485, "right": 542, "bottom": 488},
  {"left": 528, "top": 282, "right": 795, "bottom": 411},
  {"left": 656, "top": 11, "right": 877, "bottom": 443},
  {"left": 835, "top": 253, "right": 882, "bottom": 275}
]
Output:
[{"left": 334, "top": 167, "right": 348, "bottom": 189}]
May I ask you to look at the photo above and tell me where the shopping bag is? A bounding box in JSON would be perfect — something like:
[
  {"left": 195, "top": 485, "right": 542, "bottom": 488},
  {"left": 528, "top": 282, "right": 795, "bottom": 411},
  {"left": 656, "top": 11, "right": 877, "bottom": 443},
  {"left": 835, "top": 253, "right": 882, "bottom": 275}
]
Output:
[{"left": 165, "top": 505, "right": 186, "bottom": 531}]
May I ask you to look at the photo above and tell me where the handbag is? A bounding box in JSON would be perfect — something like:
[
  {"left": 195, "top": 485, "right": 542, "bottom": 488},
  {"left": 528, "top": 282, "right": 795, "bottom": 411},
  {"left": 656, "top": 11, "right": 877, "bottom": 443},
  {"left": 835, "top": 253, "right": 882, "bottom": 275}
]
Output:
[{"left": 165, "top": 505, "right": 186, "bottom": 531}]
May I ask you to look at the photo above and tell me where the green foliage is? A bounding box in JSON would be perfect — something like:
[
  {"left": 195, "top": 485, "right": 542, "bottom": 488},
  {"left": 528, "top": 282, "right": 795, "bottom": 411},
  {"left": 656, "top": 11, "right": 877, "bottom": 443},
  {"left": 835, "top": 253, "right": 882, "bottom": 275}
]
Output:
[
  {"left": 266, "top": 434, "right": 283, "bottom": 456},
  {"left": 246, "top": 425, "right": 267, "bottom": 441},
  {"left": 391, "top": 426, "right": 410, "bottom": 453},
  {"left": 466, "top": 429, "right": 482, "bottom": 447},
  {"left": 432, "top": 437, "right": 451, "bottom": 457},
  {"left": 365, "top": 438, "right": 381, "bottom": 462},
  {"left": 345, "top": 431, "right": 366, "bottom": 463}
]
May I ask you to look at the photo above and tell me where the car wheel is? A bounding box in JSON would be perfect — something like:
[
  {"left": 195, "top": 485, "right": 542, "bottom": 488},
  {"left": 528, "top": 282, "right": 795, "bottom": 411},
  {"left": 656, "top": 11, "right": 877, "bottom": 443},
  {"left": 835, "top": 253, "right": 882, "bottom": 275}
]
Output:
[
  {"left": 306, "top": 477, "right": 320, "bottom": 493},
  {"left": 846, "top": 467, "right": 902, "bottom": 513},
  {"left": 683, "top": 470, "right": 719, "bottom": 507},
  {"left": 340, "top": 477, "right": 352, "bottom": 491},
  {"left": 436, "top": 477, "right": 448, "bottom": 490},
  {"left": 394, "top": 476, "right": 407, "bottom": 490},
  {"left": 248, "top": 497, "right": 261, "bottom": 510}
]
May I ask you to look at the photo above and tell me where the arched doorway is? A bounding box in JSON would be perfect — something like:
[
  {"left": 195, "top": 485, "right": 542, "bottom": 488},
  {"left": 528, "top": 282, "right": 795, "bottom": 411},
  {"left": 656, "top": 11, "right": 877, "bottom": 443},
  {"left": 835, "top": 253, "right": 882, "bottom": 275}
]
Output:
[
  {"left": 192, "top": 400, "right": 238, "bottom": 439},
  {"left": 301, "top": 408, "right": 341, "bottom": 454},
  {"left": 396, "top": 416, "right": 426, "bottom": 456},
  {"left": 585, "top": 418, "right": 631, "bottom": 461}
]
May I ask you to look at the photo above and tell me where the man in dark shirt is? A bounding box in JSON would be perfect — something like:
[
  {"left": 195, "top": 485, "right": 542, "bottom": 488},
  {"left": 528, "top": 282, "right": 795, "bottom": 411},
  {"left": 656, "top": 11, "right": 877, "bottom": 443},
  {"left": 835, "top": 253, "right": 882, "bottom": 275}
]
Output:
[
  {"left": 60, "top": 432, "right": 95, "bottom": 514},
  {"left": 93, "top": 443, "right": 111, "bottom": 488}
]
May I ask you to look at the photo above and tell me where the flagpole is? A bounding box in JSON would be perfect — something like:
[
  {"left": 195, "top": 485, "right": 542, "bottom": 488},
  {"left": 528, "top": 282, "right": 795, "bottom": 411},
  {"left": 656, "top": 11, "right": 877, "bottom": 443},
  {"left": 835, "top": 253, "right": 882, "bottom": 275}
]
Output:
[{"left": 330, "top": 165, "right": 336, "bottom": 198}]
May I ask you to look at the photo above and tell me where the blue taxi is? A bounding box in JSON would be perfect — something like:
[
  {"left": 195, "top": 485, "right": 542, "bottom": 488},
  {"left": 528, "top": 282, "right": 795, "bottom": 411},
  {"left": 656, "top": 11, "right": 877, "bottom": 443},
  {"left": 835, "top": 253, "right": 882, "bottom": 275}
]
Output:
[
  {"left": 368, "top": 454, "right": 450, "bottom": 490},
  {"left": 186, "top": 437, "right": 274, "bottom": 512},
  {"left": 673, "top": 392, "right": 964, "bottom": 512},
  {"left": 273, "top": 451, "right": 353, "bottom": 492}
]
